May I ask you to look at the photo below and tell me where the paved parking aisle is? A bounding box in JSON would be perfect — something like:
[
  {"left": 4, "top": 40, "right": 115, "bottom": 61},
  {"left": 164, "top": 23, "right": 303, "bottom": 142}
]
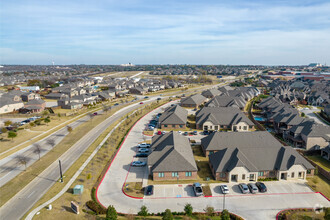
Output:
[{"left": 146, "top": 184, "right": 195, "bottom": 198}]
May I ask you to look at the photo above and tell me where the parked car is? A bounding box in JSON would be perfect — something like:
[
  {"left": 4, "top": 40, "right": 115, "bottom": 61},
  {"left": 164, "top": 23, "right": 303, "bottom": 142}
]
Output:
[
  {"left": 192, "top": 131, "right": 198, "bottom": 135},
  {"left": 202, "top": 130, "right": 210, "bottom": 135},
  {"left": 247, "top": 183, "right": 258, "bottom": 194},
  {"left": 238, "top": 183, "right": 249, "bottom": 194},
  {"left": 114, "top": 103, "right": 119, "bottom": 106},
  {"left": 144, "top": 96, "right": 149, "bottom": 99},
  {"left": 131, "top": 161, "right": 146, "bottom": 167},
  {"left": 162, "top": 131, "right": 166, "bottom": 134},
  {"left": 157, "top": 131, "right": 162, "bottom": 135},
  {"left": 193, "top": 182, "right": 203, "bottom": 196},
  {"left": 157, "top": 98, "right": 161, "bottom": 100},
  {"left": 93, "top": 112, "right": 98, "bottom": 115},
  {"left": 145, "top": 185, "right": 154, "bottom": 195},
  {"left": 220, "top": 185, "right": 229, "bottom": 194},
  {"left": 178, "top": 131, "right": 182, "bottom": 134},
  {"left": 135, "top": 153, "right": 149, "bottom": 158},
  {"left": 138, "top": 148, "right": 150, "bottom": 153},
  {"left": 138, "top": 143, "right": 150, "bottom": 148},
  {"left": 256, "top": 182, "right": 267, "bottom": 192},
  {"left": 140, "top": 102, "right": 144, "bottom": 104},
  {"left": 183, "top": 132, "right": 189, "bottom": 136},
  {"left": 157, "top": 113, "right": 162, "bottom": 117}
]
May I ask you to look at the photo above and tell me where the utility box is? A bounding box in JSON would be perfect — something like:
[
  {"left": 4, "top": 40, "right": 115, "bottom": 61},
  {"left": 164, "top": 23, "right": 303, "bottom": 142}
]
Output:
[{"left": 73, "top": 185, "right": 84, "bottom": 195}]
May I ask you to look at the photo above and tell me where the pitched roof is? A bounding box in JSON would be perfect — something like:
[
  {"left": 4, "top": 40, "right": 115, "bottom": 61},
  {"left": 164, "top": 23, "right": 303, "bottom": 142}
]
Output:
[
  {"left": 181, "top": 94, "right": 207, "bottom": 106},
  {"left": 209, "top": 145, "right": 314, "bottom": 173},
  {"left": 26, "top": 99, "right": 45, "bottom": 105},
  {"left": 196, "top": 107, "right": 254, "bottom": 127},
  {"left": 289, "top": 120, "right": 330, "bottom": 141},
  {"left": 205, "top": 95, "right": 245, "bottom": 109},
  {"left": 202, "top": 89, "right": 221, "bottom": 97},
  {"left": 148, "top": 132, "right": 198, "bottom": 172},
  {"left": 201, "top": 131, "right": 283, "bottom": 151},
  {"left": 158, "top": 105, "right": 187, "bottom": 125}
]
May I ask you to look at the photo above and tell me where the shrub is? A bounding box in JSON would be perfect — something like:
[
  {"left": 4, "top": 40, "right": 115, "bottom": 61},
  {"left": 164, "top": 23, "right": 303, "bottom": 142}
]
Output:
[
  {"left": 184, "top": 204, "right": 193, "bottom": 216},
  {"left": 86, "top": 200, "right": 106, "bottom": 214},
  {"left": 162, "top": 209, "right": 173, "bottom": 220},
  {"left": 221, "top": 209, "right": 230, "bottom": 220}
]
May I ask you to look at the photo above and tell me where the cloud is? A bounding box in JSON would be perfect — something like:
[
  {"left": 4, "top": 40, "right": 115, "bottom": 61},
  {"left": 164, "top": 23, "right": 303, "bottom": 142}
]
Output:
[{"left": 0, "top": 0, "right": 329, "bottom": 64}]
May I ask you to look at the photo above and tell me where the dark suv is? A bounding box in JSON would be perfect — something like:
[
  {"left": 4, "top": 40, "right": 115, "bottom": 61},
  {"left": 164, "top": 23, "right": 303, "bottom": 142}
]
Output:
[
  {"left": 256, "top": 182, "right": 267, "bottom": 192},
  {"left": 146, "top": 185, "right": 154, "bottom": 195}
]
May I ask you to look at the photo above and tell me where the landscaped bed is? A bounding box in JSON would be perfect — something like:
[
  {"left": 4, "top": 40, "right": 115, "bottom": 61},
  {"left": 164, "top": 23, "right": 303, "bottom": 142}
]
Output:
[{"left": 277, "top": 207, "right": 329, "bottom": 220}]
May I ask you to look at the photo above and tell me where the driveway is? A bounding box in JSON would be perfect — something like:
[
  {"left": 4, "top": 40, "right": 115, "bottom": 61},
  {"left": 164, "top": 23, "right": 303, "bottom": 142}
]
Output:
[{"left": 299, "top": 107, "right": 328, "bottom": 126}]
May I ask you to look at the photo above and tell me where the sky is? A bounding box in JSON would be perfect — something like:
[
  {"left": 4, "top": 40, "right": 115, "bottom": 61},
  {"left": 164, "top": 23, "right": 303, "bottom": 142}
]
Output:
[{"left": 0, "top": 0, "right": 330, "bottom": 65}]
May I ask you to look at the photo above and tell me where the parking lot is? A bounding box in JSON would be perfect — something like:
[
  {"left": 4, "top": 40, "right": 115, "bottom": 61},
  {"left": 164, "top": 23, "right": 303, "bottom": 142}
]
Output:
[{"left": 144, "top": 180, "right": 316, "bottom": 199}]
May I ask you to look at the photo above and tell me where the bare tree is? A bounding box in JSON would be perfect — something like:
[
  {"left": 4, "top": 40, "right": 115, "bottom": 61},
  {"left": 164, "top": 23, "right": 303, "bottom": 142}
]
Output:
[
  {"left": 16, "top": 155, "right": 30, "bottom": 171},
  {"left": 88, "top": 113, "right": 94, "bottom": 122},
  {"left": 33, "top": 143, "right": 42, "bottom": 160},
  {"left": 46, "top": 139, "right": 56, "bottom": 150}
]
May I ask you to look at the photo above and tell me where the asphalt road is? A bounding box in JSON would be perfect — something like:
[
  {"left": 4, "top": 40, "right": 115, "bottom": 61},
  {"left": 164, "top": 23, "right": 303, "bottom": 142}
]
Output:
[
  {"left": 299, "top": 107, "right": 328, "bottom": 126},
  {"left": 0, "top": 100, "right": 138, "bottom": 187},
  {"left": 0, "top": 97, "right": 158, "bottom": 220}
]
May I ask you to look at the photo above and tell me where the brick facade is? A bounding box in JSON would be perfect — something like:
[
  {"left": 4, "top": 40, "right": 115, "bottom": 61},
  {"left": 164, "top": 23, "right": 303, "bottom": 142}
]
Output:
[{"left": 152, "top": 171, "right": 197, "bottom": 181}]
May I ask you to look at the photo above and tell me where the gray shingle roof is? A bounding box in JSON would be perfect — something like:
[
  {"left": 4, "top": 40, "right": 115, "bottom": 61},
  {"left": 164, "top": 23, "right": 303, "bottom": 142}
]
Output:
[
  {"left": 181, "top": 94, "right": 207, "bottom": 106},
  {"left": 148, "top": 132, "right": 198, "bottom": 172},
  {"left": 159, "top": 105, "right": 187, "bottom": 125},
  {"left": 201, "top": 131, "right": 283, "bottom": 151},
  {"left": 202, "top": 89, "right": 221, "bottom": 97},
  {"left": 205, "top": 95, "right": 245, "bottom": 109},
  {"left": 209, "top": 145, "right": 314, "bottom": 173},
  {"left": 196, "top": 107, "right": 254, "bottom": 127}
]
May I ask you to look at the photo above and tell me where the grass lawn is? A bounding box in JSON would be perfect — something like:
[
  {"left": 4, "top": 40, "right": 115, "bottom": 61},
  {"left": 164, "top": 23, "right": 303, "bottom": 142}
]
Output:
[
  {"left": 306, "top": 174, "right": 330, "bottom": 198},
  {"left": 306, "top": 156, "right": 330, "bottom": 172},
  {"left": 123, "top": 182, "right": 144, "bottom": 198}
]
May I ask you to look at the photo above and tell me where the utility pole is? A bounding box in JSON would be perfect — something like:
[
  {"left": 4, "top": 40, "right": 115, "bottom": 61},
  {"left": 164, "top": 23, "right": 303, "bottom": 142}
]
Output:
[{"left": 59, "top": 160, "right": 63, "bottom": 182}]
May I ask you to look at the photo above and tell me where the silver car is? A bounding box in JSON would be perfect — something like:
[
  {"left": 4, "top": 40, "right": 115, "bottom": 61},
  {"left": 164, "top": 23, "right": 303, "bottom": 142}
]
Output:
[
  {"left": 220, "top": 185, "right": 229, "bottom": 194},
  {"left": 238, "top": 183, "right": 249, "bottom": 194},
  {"left": 247, "top": 183, "right": 258, "bottom": 194}
]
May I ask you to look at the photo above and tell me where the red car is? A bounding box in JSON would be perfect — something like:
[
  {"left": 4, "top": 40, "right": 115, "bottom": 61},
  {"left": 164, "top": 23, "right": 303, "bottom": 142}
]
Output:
[
  {"left": 140, "top": 102, "right": 144, "bottom": 104},
  {"left": 157, "top": 131, "right": 162, "bottom": 135}
]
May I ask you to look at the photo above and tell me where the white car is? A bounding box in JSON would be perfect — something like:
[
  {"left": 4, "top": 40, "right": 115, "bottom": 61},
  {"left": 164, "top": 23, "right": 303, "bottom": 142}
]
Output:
[
  {"left": 138, "top": 148, "right": 150, "bottom": 153},
  {"left": 220, "top": 185, "right": 229, "bottom": 194},
  {"left": 137, "top": 143, "right": 150, "bottom": 148}
]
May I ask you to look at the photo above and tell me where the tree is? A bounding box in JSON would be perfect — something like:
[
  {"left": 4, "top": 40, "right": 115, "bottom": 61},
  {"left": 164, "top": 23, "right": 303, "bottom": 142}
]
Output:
[
  {"left": 138, "top": 205, "right": 149, "bottom": 217},
  {"left": 29, "top": 122, "right": 35, "bottom": 127},
  {"left": 8, "top": 131, "right": 17, "bottom": 141},
  {"left": 57, "top": 113, "right": 61, "bottom": 120},
  {"left": 1, "top": 127, "right": 8, "bottom": 133},
  {"left": 221, "top": 209, "right": 230, "bottom": 220},
  {"left": 4, "top": 120, "right": 12, "bottom": 126},
  {"left": 33, "top": 144, "right": 42, "bottom": 160},
  {"left": 46, "top": 139, "right": 56, "bottom": 150},
  {"left": 16, "top": 155, "right": 30, "bottom": 171},
  {"left": 184, "top": 204, "right": 193, "bottom": 216},
  {"left": 67, "top": 126, "right": 73, "bottom": 133},
  {"left": 106, "top": 205, "right": 117, "bottom": 220},
  {"left": 44, "top": 117, "right": 50, "bottom": 126},
  {"left": 301, "top": 112, "right": 305, "bottom": 117},
  {"left": 162, "top": 209, "right": 173, "bottom": 220}
]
